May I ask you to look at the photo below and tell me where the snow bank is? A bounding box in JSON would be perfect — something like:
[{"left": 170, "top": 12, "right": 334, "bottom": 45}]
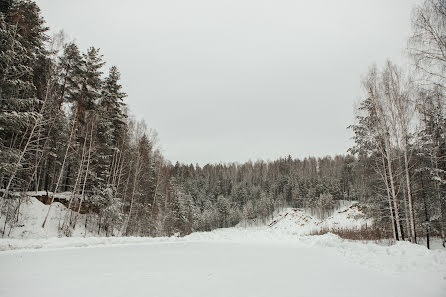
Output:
[
  {"left": 269, "top": 202, "right": 371, "bottom": 235},
  {"left": 0, "top": 197, "right": 93, "bottom": 239}
]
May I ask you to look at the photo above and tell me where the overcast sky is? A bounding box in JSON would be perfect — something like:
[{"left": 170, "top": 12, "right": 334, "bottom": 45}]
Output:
[{"left": 36, "top": 0, "right": 420, "bottom": 165}]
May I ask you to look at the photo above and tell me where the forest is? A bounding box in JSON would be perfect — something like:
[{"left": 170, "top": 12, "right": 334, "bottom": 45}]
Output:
[{"left": 0, "top": 0, "right": 445, "bottom": 248}]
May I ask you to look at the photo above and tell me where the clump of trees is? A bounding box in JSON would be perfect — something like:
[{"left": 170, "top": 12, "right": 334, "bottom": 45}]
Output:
[
  {"left": 0, "top": 0, "right": 355, "bottom": 239},
  {"left": 349, "top": 0, "right": 446, "bottom": 248},
  {"left": 0, "top": 0, "right": 164, "bottom": 237},
  {"left": 0, "top": 0, "right": 444, "bottom": 248}
]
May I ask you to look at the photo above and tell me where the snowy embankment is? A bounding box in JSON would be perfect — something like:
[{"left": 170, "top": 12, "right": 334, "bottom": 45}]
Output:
[
  {"left": 267, "top": 202, "right": 372, "bottom": 235},
  {"left": 3, "top": 196, "right": 364, "bottom": 239},
  {"left": 0, "top": 195, "right": 90, "bottom": 239},
  {"left": 2, "top": 199, "right": 367, "bottom": 250}
]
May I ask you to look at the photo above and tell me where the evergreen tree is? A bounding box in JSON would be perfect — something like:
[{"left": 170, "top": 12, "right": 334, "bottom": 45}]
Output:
[{"left": 0, "top": 15, "right": 38, "bottom": 190}]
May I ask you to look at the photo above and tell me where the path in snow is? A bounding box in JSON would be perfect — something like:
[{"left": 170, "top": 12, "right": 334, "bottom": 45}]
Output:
[{"left": 1, "top": 232, "right": 446, "bottom": 297}]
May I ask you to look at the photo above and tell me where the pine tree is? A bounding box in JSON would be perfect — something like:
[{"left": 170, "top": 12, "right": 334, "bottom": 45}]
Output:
[
  {"left": 95, "top": 66, "right": 127, "bottom": 193},
  {"left": 0, "top": 15, "right": 38, "bottom": 191}
]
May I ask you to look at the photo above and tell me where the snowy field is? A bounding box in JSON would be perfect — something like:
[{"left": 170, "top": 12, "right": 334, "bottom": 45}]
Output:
[
  {"left": 1, "top": 229, "right": 446, "bottom": 297},
  {"left": 1, "top": 199, "right": 446, "bottom": 297}
]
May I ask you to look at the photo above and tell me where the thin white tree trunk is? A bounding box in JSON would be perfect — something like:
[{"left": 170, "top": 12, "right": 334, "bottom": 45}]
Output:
[
  {"left": 42, "top": 115, "right": 77, "bottom": 228},
  {"left": 380, "top": 156, "right": 397, "bottom": 241},
  {"left": 151, "top": 169, "right": 161, "bottom": 212},
  {"left": 107, "top": 148, "right": 118, "bottom": 186},
  {"left": 73, "top": 123, "right": 93, "bottom": 229},
  {"left": 121, "top": 157, "right": 134, "bottom": 213},
  {"left": 24, "top": 118, "right": 56, "bottom": 192},
  {"left": 112, "top": 151, "right": 125, "bottom": 208},
  {"left": 114, "top": 154, "right": 124, "bottom": 195},
  {"left": 403, "top": 146, "right": 416, "bottom": 242},
  {"left": 62, "top": 130, "right": 88, "bottom": 231},
  {"left": 111, "top": 148, "right": 122, "bottom": 189},
  {"left": 124, "top": 152, "right": 140, "bottom": 235},
  {"left": 5, "top": 119, "right": 40, "bottom": 199},
  {"left": 384, "top": 138, "right": 403, "bottom": 240}
]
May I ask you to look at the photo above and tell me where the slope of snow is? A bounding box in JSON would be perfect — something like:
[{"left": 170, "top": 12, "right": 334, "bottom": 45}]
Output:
[
  {"left": 321, "top": 204, "right": 369, "bottom": 229},
  {"left": 269, "top": 203, "right": 371, "bottom": 235},
  {"left": 3, "top": 198, "right": 365, "bottom": 240},
  {"left": 0, "top": 197, "right": 94, "bottom": 239}
]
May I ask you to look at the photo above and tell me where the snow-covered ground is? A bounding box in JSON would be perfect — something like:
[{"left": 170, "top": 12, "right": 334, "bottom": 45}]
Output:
[
  {"left": 1, "top": 230, "right": 446, "bottom": 297},
  {"left": 1, "top": 198, "right": 446, "bottom": 297}
]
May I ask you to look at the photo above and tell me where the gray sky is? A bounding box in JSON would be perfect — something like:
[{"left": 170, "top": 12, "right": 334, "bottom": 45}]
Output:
[{"left": 36, "top": 0, "right": 420, "bottom": 165}]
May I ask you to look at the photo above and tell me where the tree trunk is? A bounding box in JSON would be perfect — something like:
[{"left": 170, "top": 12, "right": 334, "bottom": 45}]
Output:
[
  {"left": 73, "top": 123, "right": 93, "bottom": 229},
  {"left": 384, "top": 138, "right": 403, "bottom": 240},
  {"left": 125, "top": 153, "right": 140, "bottom": 236},
  {"left": 42, "top": 115, "right": 77, "bottom": 228},
  {"left": 381, "top": 156, "right": 397, "bottom": 241},
  {"left": 403, "top": 147, "right": 416, "bottom": 243},
  {"left": 421, "top": 172, "right": 430, "bottom": 249},
  {"left": 63, "top": 131, "right": 88, "bottom": 231}
]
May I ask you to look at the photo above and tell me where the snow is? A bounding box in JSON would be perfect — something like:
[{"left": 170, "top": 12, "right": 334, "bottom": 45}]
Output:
[
  {"left": 1, "top": 198, "right": 446, "bottom": 296},
  {"left": 0, "top": 196, "right": 97, "bottom": 239},
  {"left": 268, "top": 202, "right": 372, "bottom": 235},
  {"left": 3, "top": 198, "right": 367, "bottom": 240},
  {"left": 1, "top": 231, "right": 446, "bottom": 297}
]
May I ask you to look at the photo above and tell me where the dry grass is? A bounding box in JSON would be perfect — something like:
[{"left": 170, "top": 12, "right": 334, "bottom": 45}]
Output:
[{"left": 310, "top": 225, "right": 393, "bottom": 241}]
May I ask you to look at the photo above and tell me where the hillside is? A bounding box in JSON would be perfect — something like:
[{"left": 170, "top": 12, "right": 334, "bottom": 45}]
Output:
[
  {"left": 0, "top": 195, "right": 99, "bottom": 239},
  {"left": 268, "top": 202, "right": 371, "bottom": 235},
  {"left": 1, "top": 195, "right": 368, "bottom": 241}
]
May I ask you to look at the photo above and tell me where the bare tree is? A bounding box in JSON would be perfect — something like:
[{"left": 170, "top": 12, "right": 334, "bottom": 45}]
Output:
[
  {"left": 381, "top": 62, "right": 417, "bottom": 242},
  {"left": 409, "top": 0, "right": 446, "bottom": 89}
]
